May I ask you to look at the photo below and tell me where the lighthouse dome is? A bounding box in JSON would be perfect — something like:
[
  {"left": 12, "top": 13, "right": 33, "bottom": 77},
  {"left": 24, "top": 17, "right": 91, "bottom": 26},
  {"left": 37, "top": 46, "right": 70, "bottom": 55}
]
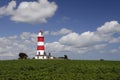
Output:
[{"left": 38, "top": 30, "right": 43, "bottom": 37}]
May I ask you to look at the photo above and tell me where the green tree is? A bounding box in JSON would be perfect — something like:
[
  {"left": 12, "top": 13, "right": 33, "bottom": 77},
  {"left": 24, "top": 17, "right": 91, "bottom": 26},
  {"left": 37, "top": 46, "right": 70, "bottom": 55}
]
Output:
[
  {"left": 19, "top": 52, "right": 28, "bottom": 59},
  {"left": 64, "top": 55, "right": 68, "bottom": 59}
]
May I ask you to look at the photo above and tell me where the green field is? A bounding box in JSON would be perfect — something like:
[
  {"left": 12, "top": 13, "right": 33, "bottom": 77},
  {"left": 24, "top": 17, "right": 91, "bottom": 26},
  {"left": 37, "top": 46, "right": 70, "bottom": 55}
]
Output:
[{"left": 0, "top": 60, "right": 120, "bottom": 80}]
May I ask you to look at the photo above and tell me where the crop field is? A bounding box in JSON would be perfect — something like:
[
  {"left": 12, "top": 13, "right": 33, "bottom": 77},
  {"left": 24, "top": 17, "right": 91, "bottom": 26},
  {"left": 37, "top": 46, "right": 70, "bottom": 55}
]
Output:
[{"left": 0, "top": 60, "right": 120, "bottom": 80}]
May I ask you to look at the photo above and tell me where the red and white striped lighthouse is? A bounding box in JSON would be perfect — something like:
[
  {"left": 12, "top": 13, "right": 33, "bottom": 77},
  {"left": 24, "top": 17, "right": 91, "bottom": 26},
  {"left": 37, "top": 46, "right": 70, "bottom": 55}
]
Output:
[{"left": 35, "top": 30, "right": 47, "bottom": 59}]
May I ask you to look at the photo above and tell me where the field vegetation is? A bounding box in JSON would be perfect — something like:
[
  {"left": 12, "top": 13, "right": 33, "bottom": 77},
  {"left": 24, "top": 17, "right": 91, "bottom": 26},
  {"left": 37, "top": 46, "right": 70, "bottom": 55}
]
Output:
[{"left": 0, "top": 60, "right": 120, "bottom": 80}]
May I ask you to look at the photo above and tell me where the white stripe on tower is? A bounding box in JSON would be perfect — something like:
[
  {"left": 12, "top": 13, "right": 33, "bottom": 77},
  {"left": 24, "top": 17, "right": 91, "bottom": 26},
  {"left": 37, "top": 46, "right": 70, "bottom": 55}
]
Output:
[{"left": 37, "top": 42, "right": 44, "bottom": 46}]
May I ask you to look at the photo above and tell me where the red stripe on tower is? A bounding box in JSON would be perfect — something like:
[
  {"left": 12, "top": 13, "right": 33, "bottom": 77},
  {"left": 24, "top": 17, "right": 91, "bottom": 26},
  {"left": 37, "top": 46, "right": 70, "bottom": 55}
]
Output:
[
  {"left": 37, "top": 46, "right": 45, "bottom": 50},
  {"left": 38, "top": 37, "right": 44, "bottom": 42}
]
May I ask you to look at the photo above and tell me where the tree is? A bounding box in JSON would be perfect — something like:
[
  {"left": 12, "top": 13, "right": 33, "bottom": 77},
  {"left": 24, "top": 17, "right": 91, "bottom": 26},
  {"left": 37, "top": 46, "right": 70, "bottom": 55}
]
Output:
[
  {"left": 19, "top": 52, "right": 28, "bottom": 59},
  {"left": 100, "top": 59, "right": 104, "bottom": 61},
  {"left": 64, "top": 55, "right": 68, "bottom": 59}
]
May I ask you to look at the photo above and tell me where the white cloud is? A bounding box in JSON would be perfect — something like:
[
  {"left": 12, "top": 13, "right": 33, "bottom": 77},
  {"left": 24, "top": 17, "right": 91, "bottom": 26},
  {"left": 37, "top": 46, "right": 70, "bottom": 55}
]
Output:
[
  {"left": 93, "top": 44, "right": 107, "bottom": 50},
  {"left": 110, "top": 47, "right": 120, "bottom": 53},
  {"left": 44, "top": 31, "right": 49, "bottom": 35},
  {"left": 59, "top": 32, "right": 79, "bottom": 46},
  {"left": 0, "top": 32, "right": 37, "bottom": 59},
  {"left": 46, "top": 21, "right": 120, "bottom": 54},
  {"left": 109, "top": 37, "right": 120, "bottom": 43},
  {"left": 97, "top": 21, "right": 120, "bottom": 34},
  {"left": 0, "top": 1, "right": 16, "bottom": 16},
  {"left": 59, "top": 21, "right": 120, "bottom": 47},
  {"left": 50, "top": 28, "right": 72, "bottom": 36},
  {"left": 20, "top": 32, "right": 31, "bottom": 39},
  {"left": 45, "top": 41, "right": 107, "bottom": 54},
  {"left": 44, "top": 28, "right": 72, "bottom": 36},
  {"left": 45, "top": 42, "right": 64, "bottom": 52},
  {"left": 20, "top": 32, "right": 37, "bottom": 43},
  {"left": 0, "top": 0, "right": 58, "bottom": 23},
  {"left": 59, "top": 31, "right": 104, "bottom": 48}
]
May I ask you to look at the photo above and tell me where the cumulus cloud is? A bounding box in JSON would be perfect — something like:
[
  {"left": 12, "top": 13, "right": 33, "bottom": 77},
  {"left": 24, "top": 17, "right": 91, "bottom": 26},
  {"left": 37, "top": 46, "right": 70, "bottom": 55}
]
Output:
[
  {"left": 110, "top": 47, "right": 120, "bottom": 53},
  {"left": 0, "top": 32, "right": 37, "bottom": 59},
  {"left": 46, "top": 21, "right": 120, "bottom": 54},
  {"left": 51, "top": 28, "right": 72, "bottom": 35},
  {"left": 59, "top": 21, "right": 120, "bottom": 47},
  {"left": 109, "top": 37, "right": 120, "bottom": 43},
  {"left": 44, "top": 31, "right": 49, "bottom": 35},
  {"left": 44, "top": 28, "right": 72, "bottom": 36},
  {"left": 59, "top": 31, "right": 103, "bottom": 47},
  {"left": 45, "top": 42, "right": 64, "bottom": 52},
  {"left": 0, "top": 0, "right": 58, "bottom": 23},
  {"left": 97, "top": 21, "right": 120, "bottom": 34},
  {"left": 0, "top": 1, "right": 16, "bottom": 16}
]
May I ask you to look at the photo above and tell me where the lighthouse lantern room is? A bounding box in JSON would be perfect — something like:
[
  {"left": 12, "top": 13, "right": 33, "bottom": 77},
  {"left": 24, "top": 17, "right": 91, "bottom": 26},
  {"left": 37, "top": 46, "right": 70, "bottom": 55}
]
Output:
[{"left": 35, "top": 30, "right": 48, "bottom": 59}]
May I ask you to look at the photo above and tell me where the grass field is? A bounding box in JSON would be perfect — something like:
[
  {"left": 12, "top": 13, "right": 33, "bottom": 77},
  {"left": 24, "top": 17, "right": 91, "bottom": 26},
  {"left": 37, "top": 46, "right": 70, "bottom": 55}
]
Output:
[{"left": 0, "top": 60, "right": 120, "bottom": 80}]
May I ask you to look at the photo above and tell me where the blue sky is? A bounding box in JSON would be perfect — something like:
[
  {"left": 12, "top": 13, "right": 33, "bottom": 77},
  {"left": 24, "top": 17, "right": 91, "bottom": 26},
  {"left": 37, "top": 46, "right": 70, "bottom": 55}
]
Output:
[{"left": 0, "top": 0, "right": 120, "bottom": 60}]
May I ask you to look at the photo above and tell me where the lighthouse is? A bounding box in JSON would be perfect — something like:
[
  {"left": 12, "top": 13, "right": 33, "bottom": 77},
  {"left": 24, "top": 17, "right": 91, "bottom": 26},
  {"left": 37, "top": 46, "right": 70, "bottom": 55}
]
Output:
[{"left": 35, "top": 30, "right": 47, "bottom": 59}]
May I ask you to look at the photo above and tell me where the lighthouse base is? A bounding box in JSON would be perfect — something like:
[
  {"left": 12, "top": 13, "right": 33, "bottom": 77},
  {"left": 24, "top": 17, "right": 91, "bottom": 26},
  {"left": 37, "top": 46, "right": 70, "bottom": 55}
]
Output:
[
  {"left": 35, "top": 50, "right": 48, "bottom": 59},
  {"left": 35, "top": 55, "right": 48, "bottom": 59}
]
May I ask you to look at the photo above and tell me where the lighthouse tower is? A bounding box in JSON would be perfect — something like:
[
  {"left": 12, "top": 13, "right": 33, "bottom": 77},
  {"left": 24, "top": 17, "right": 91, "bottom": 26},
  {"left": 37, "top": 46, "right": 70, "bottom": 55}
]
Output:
[{"left": 35, "top": 30, "right": 47, "bottom": 59}]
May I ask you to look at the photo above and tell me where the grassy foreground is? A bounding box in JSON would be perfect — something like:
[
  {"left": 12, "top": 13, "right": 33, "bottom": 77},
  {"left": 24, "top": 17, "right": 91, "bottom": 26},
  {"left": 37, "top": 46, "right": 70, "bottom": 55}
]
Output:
[{"left": 0, "top": 60, "right": 120, "bottom": 80}]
